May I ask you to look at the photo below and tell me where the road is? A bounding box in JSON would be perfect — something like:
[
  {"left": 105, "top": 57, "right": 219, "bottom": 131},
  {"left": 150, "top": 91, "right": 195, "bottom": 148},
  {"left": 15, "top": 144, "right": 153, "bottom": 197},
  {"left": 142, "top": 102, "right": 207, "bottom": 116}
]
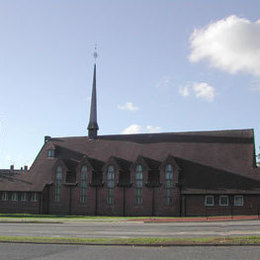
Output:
[
  {"left": 1, "top": 243, "right": 260, "bottom": 260},
  {"left": 1, "top": 220, "right": 260, "bottom": 238}
]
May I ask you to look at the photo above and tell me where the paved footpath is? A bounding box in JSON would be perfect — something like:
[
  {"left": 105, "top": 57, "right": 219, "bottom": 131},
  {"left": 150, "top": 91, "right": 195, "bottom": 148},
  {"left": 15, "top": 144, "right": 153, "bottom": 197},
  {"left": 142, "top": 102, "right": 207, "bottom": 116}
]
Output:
[{"left": 1, "top": 219, "right": 260, "bottom": 238}]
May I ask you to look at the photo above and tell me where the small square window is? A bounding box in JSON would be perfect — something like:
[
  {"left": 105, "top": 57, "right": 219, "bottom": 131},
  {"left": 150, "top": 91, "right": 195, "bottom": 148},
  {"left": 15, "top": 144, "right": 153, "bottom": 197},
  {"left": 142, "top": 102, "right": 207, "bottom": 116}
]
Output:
[
  {"left": 48, "top": 149, "right": 55, "bottom": 158},
  {"left": 234, "top": 195, "right": 243, "bottom": 206},
  {"left": 219, "top": 195, "right": 229, "bottom": 206},
  {"left": 205, "top": 195, "right": 214, "bottom": 206}
]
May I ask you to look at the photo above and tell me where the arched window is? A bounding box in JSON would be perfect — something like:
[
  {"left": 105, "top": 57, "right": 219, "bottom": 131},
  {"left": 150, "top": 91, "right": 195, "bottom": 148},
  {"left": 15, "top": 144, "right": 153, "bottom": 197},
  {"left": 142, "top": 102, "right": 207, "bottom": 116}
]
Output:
[
  {"left": 55, "top": 166, "right": 62, "bottom": 202},
  {"left": 165, "top": 164, "right": 173, "bottom": 205},
  {"left": 107, "top": 165, "right": 115, "bottom": 205},
  {"left": 135, "top": 165, "right": 143, "bottom": 205},
  {"left": 80, "top": 166, "right": 88, "bottom": 203}
]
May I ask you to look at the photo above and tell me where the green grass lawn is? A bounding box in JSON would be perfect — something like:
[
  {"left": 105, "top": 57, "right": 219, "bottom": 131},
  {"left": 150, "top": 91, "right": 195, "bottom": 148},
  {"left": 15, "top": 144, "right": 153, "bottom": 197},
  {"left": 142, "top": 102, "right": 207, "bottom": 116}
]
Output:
[
  {"left": 0, "top": 235, "right": 260, "bottom": 245},
  {"left": 0, "top": 213, "right": 173, "bottom": 223},
  {"left": 0, "top": 213, "right": 258, "bottom": 223}
]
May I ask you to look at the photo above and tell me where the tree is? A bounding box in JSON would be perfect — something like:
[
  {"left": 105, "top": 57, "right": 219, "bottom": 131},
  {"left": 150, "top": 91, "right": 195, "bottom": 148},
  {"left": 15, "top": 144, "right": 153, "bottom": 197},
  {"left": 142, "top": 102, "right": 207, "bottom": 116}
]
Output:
[{"left": 257, "top": 147, "right": 260, "bottom": 167}]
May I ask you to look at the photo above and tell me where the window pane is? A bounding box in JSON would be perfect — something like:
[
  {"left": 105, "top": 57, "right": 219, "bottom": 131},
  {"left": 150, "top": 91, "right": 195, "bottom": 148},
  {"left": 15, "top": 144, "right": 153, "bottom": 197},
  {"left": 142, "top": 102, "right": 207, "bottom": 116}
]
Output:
[
  {"left": 55, "top": 166, "right": 62, "bottom": 202},
  {"left": 107, "top": 165, "right": 114, "bottom": 204},
  {"left": 48, "top": 149, "right": 55, "bottom": 157},
  {"left": 31, "top": 193, "right": 37, "bottom": 202},
  {"left": 135, "top": 165, "right": 143, "bottom": 205},
  {"left": 234, "top": 195, "right": 243, "bottom": 206},
  {"left": 11, "top": 192, "right": 18, "bottom": 201},
  {"left": 80, "top": 166, "right": 88, "bottom": 203},
  {"left": 205, "top": 195, "right": 214, "bottom": 206},
  {"left": 21, "top": 193, "right": 27, "bottom": 201},
  {"left": 1, "top": 192, "right": 8, "bottom": 201},
  {"left": 219, "top": 196, "right": 229, "bottom": 206},
  {"left": 165, "top": 164, "right": 173, "bottom": 205}
]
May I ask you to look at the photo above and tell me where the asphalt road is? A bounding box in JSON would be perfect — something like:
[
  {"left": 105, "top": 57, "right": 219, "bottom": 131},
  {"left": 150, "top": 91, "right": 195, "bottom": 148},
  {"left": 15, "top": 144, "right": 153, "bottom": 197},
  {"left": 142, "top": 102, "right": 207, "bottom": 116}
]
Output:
[
  {"left": 1, "top": 220, "right": 260, "bottom": 238},
  {"left": 1, "top": 243, "right": 260, "bottom": 260}
]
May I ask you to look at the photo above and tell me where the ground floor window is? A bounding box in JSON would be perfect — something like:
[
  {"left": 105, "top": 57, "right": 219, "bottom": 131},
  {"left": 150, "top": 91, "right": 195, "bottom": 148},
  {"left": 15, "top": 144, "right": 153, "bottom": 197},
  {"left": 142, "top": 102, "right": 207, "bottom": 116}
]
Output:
[
  {"left": 107, "top": 165, "right": 115, "bottom": 205},
  {"left": 165, "top": 164, "right": 173, "bottom": 206},
  {"left": 234, "top": 195, "right": 243, "bottom": 206},
  {"left": 204, "top": 195, "right": 214, "bottom": 206},
  {"left": 107, "top": 188, "right": 114, "bottom": 205},
  {"left": 80, "top": 166, "right": 88, "bottom": 203},
  {"left": 135, "top": 188, "right": 142, "bottom": 205},
  {"left": 21, "top": 193, "right": 28, "bottom": 201},
  {"left": 31, "top": 192, "right": 38, "bottom": 202},
  {"left": 219, "top": 195, "right": 229, "bottom": 206},
  {"left": 135, "top": 165, "right": 143, "bottom": 205},
  {"left": 55, "top": 166, "right": 62, "bottom": 202},
  {"left": 11, "top": 192, "right": 18, "bottom": 201},
  {"left": 1, "top": 192, "right": 8, "bottom": 201}
]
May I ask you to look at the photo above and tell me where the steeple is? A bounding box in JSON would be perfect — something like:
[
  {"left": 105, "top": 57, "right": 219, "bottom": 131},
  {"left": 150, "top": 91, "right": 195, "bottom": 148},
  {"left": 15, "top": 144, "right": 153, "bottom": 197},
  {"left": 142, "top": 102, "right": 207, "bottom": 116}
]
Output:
[{"left": 88, "top": 62, "right": 99, "bottom": 139}]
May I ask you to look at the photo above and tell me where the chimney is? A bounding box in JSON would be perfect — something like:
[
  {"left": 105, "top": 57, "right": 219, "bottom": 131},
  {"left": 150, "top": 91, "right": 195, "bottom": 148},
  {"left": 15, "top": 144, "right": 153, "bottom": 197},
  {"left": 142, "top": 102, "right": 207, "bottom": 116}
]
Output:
[
  {"left": 24, "top": 165, "right": 28, "bottom": 172},
  {"left": 10, "top": 165, "right": 14, "bottom": 171},
  {"left": 44, "top": 136, "right": 51, "bottom": 143}
]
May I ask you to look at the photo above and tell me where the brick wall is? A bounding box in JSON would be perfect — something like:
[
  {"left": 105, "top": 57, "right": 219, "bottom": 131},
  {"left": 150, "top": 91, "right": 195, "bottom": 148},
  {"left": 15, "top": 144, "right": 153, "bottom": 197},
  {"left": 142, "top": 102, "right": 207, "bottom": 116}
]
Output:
[{"left": 183, "top": 194, "right": 260, "bottom": 216}]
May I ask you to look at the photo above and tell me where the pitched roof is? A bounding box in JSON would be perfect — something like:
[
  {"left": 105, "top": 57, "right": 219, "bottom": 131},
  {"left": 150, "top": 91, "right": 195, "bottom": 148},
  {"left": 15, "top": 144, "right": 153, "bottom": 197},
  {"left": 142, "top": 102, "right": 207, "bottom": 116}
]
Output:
[
  {"left": 48, "top": 129, "right": 256, "bottom": 176},
  {"left": 176, "top": 157, "right": 260, "bottom": 194},
  {"left": 0, "top": 128, "right": 258, "bottom": 192}
]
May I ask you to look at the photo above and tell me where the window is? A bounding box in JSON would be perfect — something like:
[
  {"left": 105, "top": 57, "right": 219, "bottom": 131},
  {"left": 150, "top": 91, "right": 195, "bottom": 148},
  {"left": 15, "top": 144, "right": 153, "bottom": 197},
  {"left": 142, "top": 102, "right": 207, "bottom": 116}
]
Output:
[
  {"left": 55, "top": 166, "right": 62, "bottom": 202},
  {"left": 48, "top": 149, "right": 55, "bottom": 158},
  {"left": 80, "top": 166, "right": 88, "bottom": 203},
  {"left": 219, "top": 195, "right": 229, "bottom": 206},
  {"left": 234, "top": 195, "right": 244, "bottom": 206},
  {"left": 11, "top": 192, "right": 18, "bottom": 201},
  {"left": 1, "top": 192, "right": 8, "bottom": 201},
  {"left": 107, "top": 165, "right": 115, "bottom": 205},
  {"left": 135, "top": 165, "right": 143, "bottom": 205},
  {"left": 31, "top": 192, "right": 37, "bottom": 202},
  {"left": 205, "top": 195, "right": 214, "bottom": 206},
  {"left": 21, "top": 193, "right": 28, "bottom": 202},
  {"left": 165, "top": 164, "right": 174, "bottom": 205}
]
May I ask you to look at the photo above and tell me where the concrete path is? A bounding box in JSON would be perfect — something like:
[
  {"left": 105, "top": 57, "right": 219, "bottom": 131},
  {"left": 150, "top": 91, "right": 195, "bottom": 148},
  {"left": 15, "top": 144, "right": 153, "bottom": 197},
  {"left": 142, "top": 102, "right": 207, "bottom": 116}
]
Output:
[{"left": 1, "top": 219, "right": 260, "bottom": 238}]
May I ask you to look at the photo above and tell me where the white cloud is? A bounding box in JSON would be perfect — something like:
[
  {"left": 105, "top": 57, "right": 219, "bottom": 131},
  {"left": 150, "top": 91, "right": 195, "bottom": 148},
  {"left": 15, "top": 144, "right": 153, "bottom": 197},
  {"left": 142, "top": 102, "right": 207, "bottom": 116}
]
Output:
[
  {"left": 146, "top": 125, "right": 161, "bottom": 133},
  {"left": 179, "top": 85, "right": 191, "bottom": 97},
  {"left": 117, "top": 102, "right": 139, "bottom": 111},
  {"left": 122, "top": 124, "right": 142, "bottom": 134},
  {"left": 179, "top": 82, "right": 215, "bottom": 101},
  {"left": 122, "top": 124, "right": 162, "bottom": 134},
  {"left": 156, "top": 76, "right": 173, "bottom": 88},
  {"left": 189, "top": 15, "right": 260, "bottom": 76},
  {"left": 193, "top": 82, "right": 215, "bottom": 102}
]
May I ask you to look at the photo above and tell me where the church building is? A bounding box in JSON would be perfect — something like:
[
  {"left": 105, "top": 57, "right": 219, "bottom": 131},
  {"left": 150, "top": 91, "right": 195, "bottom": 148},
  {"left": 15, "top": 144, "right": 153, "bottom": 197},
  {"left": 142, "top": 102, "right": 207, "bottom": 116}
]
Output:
[{"left": 1, "top": 62, "right": 260, "bottom": 216}]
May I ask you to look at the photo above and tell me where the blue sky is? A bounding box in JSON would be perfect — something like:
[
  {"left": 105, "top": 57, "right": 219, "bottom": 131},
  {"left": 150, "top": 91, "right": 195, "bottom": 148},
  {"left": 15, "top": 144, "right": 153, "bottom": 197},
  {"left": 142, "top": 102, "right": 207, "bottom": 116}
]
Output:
[{"left": 0, "top": 0, "right": 260, "bottom": 168}]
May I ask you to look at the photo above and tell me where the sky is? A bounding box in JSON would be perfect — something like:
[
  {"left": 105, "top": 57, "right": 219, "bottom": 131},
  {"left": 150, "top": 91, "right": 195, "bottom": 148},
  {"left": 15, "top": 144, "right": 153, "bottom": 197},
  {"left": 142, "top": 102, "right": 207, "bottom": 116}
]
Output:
[{"left": 0, "top": 0, "right": 260, "bottom": 169}]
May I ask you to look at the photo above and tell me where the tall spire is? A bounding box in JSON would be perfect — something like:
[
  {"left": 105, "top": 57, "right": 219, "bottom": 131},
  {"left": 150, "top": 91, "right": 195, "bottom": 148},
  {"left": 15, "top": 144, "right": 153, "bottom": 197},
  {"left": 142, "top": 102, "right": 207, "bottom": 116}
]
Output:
[{"left": 88, "top": 48, "right": 99, "bottom": 139}]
